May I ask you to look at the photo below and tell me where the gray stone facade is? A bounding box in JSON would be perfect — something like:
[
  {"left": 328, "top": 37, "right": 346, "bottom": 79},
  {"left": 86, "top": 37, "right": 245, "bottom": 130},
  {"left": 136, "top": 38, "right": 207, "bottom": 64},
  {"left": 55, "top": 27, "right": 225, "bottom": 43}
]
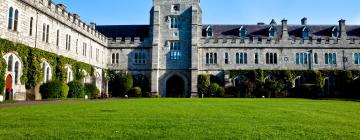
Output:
[{"left": 2, "top": 0, "right": 360, "bottom": 99}]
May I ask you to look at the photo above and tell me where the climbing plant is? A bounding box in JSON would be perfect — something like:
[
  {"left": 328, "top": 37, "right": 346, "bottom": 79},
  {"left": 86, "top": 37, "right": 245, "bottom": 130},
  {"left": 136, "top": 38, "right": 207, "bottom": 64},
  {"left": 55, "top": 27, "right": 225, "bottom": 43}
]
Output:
[{"left": 0, "top": 38, "right": 94, "bottom": 92}]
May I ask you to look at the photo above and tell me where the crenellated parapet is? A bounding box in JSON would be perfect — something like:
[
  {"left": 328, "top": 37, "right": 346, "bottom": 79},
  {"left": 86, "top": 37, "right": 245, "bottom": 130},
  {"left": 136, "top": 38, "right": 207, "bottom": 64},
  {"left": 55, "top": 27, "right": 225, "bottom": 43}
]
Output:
[
  {"left": 107, "top": 37, "right": 151, "bottom": 48},
  {"left": 20, "top": 0, "right": 108, "bottom": 46}
]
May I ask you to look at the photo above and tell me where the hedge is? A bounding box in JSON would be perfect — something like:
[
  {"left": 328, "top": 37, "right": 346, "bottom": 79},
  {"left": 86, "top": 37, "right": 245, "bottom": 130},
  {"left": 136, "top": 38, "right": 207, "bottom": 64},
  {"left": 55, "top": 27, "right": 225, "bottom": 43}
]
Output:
[
  {"left": 85, "top": 83, "right": 100, "bottom": 99},
  {"left": 40, "top": 81, "right": 69, "bottom": 99},
  {"left": 67, "top": 81, "right": 85, "bottom": 98}
]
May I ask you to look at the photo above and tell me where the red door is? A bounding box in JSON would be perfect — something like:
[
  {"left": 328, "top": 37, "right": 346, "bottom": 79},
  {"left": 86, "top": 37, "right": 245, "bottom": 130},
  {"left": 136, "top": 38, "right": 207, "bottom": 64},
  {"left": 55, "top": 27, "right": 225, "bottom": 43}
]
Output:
[{"left": 5, "top": 75, "right": 12, "bottom": 100}]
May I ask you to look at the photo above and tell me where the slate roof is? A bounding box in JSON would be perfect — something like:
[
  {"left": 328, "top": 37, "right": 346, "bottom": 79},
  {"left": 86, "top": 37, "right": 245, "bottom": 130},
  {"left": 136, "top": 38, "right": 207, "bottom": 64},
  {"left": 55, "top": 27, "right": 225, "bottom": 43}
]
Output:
[
  {"left": 96, "top": 25, "right": 150, "bottom": 39},
  {"left": 95, "top": 24, "right": 360, "bottom": 39},
  {"left": 202, "top": 24, "right": 360, "bottom": 38}
]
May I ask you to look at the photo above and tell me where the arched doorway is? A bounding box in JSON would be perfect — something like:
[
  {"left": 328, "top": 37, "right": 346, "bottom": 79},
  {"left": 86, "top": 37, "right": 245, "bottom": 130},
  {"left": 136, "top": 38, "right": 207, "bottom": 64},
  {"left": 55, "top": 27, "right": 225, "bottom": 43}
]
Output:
[
  {"left": 5, "top": 75, "right": 13, "bottom": 100},
  {"left": 166, "top": 75, "right": 185, "bottom": 97}
]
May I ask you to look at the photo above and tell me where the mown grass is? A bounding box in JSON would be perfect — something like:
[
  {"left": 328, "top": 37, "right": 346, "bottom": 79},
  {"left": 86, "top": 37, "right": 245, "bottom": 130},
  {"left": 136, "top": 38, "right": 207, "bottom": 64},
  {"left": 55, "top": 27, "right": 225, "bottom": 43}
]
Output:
[{"left": 0, "top": 98, "right": 359, "bottom": 140}]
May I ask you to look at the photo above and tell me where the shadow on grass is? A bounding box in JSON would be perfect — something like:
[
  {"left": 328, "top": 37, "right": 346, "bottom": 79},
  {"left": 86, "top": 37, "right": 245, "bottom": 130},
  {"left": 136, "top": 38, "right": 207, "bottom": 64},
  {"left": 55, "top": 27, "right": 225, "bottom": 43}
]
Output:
[{"left": 310, "top": 98, "right": 360, "bottom": 102}]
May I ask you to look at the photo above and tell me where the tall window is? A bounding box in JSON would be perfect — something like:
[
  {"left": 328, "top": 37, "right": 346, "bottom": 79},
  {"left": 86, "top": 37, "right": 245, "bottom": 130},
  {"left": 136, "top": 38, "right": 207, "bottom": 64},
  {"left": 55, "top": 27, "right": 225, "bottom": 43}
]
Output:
[
  {"left": 14, "top": 10, "right": 18, "bottom": 31},
  {"left": 112, "top": 53, "right": 115, "bottom": 64},
  {"left": 46, "top": 25, "right": 50, "bottom": 43},
  {"left": 66, "top": 34, "right": 71, "bottom": 50},
  {"left": 266, "top": 53, "right": 277, "bottom": 64},
  {"left": 116, "top": 53, "right": 119, "bottom": 64},
  {"left": 296, "top": 53, "right": 308, "bottom": 65},
  {"left": 96, "top": 49, "right": 99, "bottom": 62},
  {"left": 56, "top": 30, "right": 60, "bottom": 46},
  {"left": 135, "top": 52, "right": 146, "bottom": 64},
  {"left": 8, "top": 7, "right": 14, "bottom": 30},
  {"left": 29, "top": 17, "right": 33, "bottom": 36},
  {"left": 206, "top": 52, "right": 217, "bottom": 65},
  {"left": 8, "top": 55, "right": 13, "bottom": 71},
  {"left": 42, "top": 24, "right": 46, "bottom": 42},
  {"left": 325, "top": 53, "right": 336, "bottom": 65},
  {"left": 255, "top": 53, "right": 259, "bottom": 64},
  {"left": 314, "top": 53, "right": 318, "bottom": 64},
  {"left": 83, "top": 43, "right": 87, "bottom": 56},
  {"left": 302, "top": 27, "right": 310, "bottom": 38},
  {"left": 206, "top": 26, "right": 213, "bottom": 37},
  {"left": 169, "top": 41, "right": 181, "bottom": 60},
  {"left": 224, "top": 52, "right": 229, "bottom": 64},
  {"left": 236, "top": 52, "right": 247, "bottom": 64},
  {"left": 269, "top": 26, "right": 276, "bottom": 37},
  {"left": 14, "top": 61, "right": 19, "bottom": 84},
  {"left": 169, "top": 16, "right": 178, "bottom": 29},
  {"left": 354, "top": 53, "right": 360, "bottom": 64}
]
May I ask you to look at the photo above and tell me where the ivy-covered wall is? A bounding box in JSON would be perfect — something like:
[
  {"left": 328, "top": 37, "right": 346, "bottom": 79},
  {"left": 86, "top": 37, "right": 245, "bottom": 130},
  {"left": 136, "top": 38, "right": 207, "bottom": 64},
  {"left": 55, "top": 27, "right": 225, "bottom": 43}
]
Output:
[{"left": 0, "top": 38, "right": 94, "bottom": 95}]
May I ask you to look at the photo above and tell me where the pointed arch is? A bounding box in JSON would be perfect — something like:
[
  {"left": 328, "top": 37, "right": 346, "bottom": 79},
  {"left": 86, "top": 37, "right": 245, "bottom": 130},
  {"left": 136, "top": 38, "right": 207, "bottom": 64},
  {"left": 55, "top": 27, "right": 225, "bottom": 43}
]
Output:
[{"left": 206, "top": 26, "right": 213, "bottom": 37}]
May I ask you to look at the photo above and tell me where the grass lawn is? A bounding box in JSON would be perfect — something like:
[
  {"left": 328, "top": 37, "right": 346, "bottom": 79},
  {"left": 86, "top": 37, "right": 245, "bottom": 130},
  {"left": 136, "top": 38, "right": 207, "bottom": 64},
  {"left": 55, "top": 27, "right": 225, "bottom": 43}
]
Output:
[{"left": 0, "top": 98, "right": 360, "bottom": 140}]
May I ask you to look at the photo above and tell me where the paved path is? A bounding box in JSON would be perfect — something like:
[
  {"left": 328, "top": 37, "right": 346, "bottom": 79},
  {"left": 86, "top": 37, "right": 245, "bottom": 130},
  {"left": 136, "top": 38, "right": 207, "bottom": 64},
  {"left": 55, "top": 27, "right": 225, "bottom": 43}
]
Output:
[{"left": 0, "top": 98, "right": 126, "bottom": 108}]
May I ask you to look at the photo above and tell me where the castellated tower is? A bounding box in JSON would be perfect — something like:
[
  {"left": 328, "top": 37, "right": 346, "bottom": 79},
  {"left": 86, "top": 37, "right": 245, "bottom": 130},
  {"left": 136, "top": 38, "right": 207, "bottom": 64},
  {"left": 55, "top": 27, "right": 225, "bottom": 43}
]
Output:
[{"left": 150, "top": 0, "right": 202, "bottom": 97}]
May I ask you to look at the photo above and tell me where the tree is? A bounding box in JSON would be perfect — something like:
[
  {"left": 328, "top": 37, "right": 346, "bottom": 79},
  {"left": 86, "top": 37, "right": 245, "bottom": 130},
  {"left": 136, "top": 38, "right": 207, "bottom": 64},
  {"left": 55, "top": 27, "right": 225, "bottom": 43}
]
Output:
[
  {"left": 198, "top": 75, "right": 210, "bottom": 97},
  {"left": 239, "top": 80, "right": 256, "bottom": 98}
]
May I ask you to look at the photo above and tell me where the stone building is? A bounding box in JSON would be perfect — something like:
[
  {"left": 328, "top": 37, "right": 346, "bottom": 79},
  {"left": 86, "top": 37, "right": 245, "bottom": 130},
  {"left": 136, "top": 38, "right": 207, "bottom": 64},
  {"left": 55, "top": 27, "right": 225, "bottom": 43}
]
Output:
[{"left": 1, "top": 0, "right": 360, "bottom": 100}]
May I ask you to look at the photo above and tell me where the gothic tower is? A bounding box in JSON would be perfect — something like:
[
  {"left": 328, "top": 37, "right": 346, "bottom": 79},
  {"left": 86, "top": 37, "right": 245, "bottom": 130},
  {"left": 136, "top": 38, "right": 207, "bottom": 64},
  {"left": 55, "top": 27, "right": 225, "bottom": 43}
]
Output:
[{"left": 150, "top": 0, "right": 202, "bottom": 97}]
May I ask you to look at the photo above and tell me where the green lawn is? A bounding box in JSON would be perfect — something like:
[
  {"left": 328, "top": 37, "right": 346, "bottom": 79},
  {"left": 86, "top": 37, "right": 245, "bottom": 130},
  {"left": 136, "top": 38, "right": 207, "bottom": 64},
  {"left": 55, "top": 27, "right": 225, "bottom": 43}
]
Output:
[{"left": 0, "top": 98, "right": 360, "bottom": 140}]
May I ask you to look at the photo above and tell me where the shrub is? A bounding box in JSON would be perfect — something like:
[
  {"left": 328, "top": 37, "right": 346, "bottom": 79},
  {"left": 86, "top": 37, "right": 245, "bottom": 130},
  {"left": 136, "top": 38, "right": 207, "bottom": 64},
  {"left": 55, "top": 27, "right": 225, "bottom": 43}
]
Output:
[
  {"left": 225, "top": 86, "right": 240, "bottom": 98},
  {"left": 0, "top": 77, "right": 4, "bottom": 95},
  {"left": 265, "top": 80, "right": 285, "bottom": 98},
  {"left": 132, "top": 87, "right": 142, "bottom": 97},
  {"left": 209, "top": 83, "right": 220, "bottom": 97},
  {"left": 109, "top": 73, "right": 133, "bottom": 97},
  {"left": 142, "top": 92, "right": 152, "bottom": 98},
  {"left": 40, "top": 80, "right": 69, "bottom": 99},
  {"left": 85, "top": 84, "right": 100, "bottom": 99},
  {"left": 239, "top": 80, "right": 256, "bottom": 98},
  {"left": 301, "top": 84, "right": 320, "bottom": 98},
  {"left": 67, "top": 81, "right": 85, "bottom": 98},
  {"left": 198, "top": 75, "right": 210, "bottom": 97},
  {"left": 217, "top": 87, "right": 225, "bottom": 97}
]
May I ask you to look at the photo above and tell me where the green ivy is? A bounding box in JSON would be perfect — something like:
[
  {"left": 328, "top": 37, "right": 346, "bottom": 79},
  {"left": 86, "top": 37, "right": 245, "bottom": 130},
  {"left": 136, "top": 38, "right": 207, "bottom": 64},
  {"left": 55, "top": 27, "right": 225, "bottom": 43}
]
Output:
[{"left": 0, "top": 38, "right": 94, "bottom": 92}]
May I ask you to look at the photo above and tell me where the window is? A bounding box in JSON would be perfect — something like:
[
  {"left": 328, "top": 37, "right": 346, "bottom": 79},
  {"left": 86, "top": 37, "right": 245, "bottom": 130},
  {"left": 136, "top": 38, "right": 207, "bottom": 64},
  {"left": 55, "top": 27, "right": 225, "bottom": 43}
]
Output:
[
  {"left": 314, "top": 53, "right": 318, "bottom": 64},
  {"left": 43, "top": 62, "right": 52, "bottom": 83},
  {"left": 325, "top": 53, "right": 336, "bottom": 65},
  {"left": 46, "top": 25, "right": 50, "bottom": 43},
  {"left": 96, "top": 49, "right": 99, "bottom": 62},
  {"left": 67, "top": 68, "right": 73, "bottom": 83},
  {"left": 236, "top": 52, "right": 247, "bottom": 64},
  {"left": 332, "top": 27, "right": 338, "bottom": 38},
  {"left": 206, "top": 26, "right": 213, "bottom": 37},
  {"left": 239, "top": 26, "right": 247, "bottom": 38},
  {"left": 206, "top": 52, "right": 217, "bottom": 65},
  {"left": 83, "top": 43, "right": 87, "bottom": 56},
  {"left": 169, "top": 41, "right": 181, "bottom": 60},
  {"left": 172, "top": 4, "right": 180, "bottom": 12},
  {"left": 266, "top": 53, "right": 277, "bottom": 64},
  {"left": 14, "top": 61, "right": 19, "bottom": 84},
  {"left": 134, "top": 52, "right": 146, "bottom": 64},
  {"left": 8, "top": 7, "right": 13, "bottom": 30},
  {"left": 8, "top": 55, "right": 13, "bottom": 71},
  {"left": 224, "top": 53, "right": 229, "bottom": 64},
  {"left": 354, "top": 53, "right": 360, "bottom": 64},
  {"left": 168, "top": 16, "right": 178, "bottom": 29},
  {"left": 46, "top": 67, "right": 50, "bottom": 83},
  {"left": 116, "top": 53, "right": 119, "bottom": 64},
  {"left": 111, "top": 53, "right": 115, "bottom": 64},
  {"left": 296, "top": 53, "right": 308, "bottom": 65},
  {"left": 29, "top": 17, "right": 33, "bottom": 36},
  {"left": 56, "top": 30, "right": 60, "bottom": 46},
  {"left": 302, "top": 27, "right": 310, "bottom": 38},
  {"left": 269, "top": 26, "right": 276, "bottom": 37},
  {"left": 255, "top": 53, "right": 259, "bottom": 64},
  {"left": 14, "top": 10, "right": 18, "bottom": 31},
  {"left": 66, "top": 34, "right": 71, "bottom": 50},
  {"left": 42, "top": 24, "right": 46, "bottom": 42}
]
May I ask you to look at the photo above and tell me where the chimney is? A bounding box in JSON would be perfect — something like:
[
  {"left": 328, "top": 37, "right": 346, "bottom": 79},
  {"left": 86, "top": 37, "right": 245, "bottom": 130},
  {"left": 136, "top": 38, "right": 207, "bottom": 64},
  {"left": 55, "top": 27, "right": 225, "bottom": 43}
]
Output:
[
  {"left": 281, "top": 19, "right": 289, "bottom": 39},
  {"left": 301, "top": 17, "right": 307, "bottom": 25},
  {"left": 56, "top": 4, "right": 66, "bottom": 14},
  {"left": 257, "top": 22, "right": 265, "bottom": 26},
  {"left": 90, "top": 22, "right": 96, "bottom": 30},
  {"left": 339, "top": 19, "right": 347, "bottom": 39}
]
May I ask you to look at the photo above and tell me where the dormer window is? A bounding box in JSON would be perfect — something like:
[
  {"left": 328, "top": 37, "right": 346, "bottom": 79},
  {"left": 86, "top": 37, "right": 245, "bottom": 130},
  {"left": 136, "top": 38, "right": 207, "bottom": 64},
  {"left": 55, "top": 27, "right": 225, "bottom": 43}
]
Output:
[
  {"left": 239, "top": 26, "right": 247, "bottom": 38},
  {"left": 331, "top": 26, "right": 338, "bottom": 38},
  {"left": 269, "top": 26, "right": 277, "bottom": 37},
  {"left": 206, "top": 26, "right": 213, "bottom": 37},
  {"left": 302, "top": 27, "right": 310, "bottom": 38}
]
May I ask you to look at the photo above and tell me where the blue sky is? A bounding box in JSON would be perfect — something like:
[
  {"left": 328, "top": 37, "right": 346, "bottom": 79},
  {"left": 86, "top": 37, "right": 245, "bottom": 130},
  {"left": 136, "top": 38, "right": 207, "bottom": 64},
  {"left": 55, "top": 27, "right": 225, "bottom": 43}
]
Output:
[{"left": 55, "top": 0, "right": 360, "bottom": 25}]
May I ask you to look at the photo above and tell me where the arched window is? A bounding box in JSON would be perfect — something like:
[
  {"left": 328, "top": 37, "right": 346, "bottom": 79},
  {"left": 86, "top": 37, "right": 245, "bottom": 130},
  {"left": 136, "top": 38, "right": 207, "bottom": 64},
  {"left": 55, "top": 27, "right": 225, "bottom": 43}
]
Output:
[
  {"left": 46, "top": 67, "right": 50, "bottom": 82},
  {"left": 239, "top": 26, "right": 247, "bottom": 38},
  {"left": 355, "top": 53, "right": 359, "bottom": 64},
  {"left": 116, "top": 53, "right": 119, "bottom": 64},
  {"left": 302, "top": 27, "right": 310, "bottom": 38},
  {"left": 43, "top": 62, "right": 52, "bottom": 83},
  {"left": 14, "top": 10, "right": 19, "bottom": 31},
  {"left": 112, "top": 53, "right": 115, "bottom": 64},
  {"left": 29, "top": 17, "right": 33, "bottom": 36},
  {"left": 14, "top": 61, "right": 19, "bottom": 84},
  {"left": 67, "top": 67, "right": 73, "bottom": 83},
  {"left": 8, "top": 7, "right": 13, "bottom": 30},
  {"left": 8, "top": 55, "right": 13, "bottom": 71},
  {"left": 314, "top": 53, "right": 318, "bottom": 64},
  {"left": 206, "top": 26, "right": 213, "bottom": 37},
  {"left": 325, "top": 53, "right": 329, "bottom": 64}
]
